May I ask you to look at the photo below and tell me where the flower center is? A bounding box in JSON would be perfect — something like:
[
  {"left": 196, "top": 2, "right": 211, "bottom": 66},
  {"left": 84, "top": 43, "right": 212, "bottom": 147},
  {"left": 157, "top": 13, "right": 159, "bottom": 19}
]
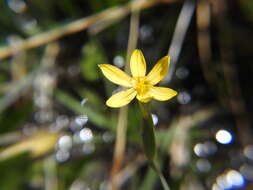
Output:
[{"left": 133, "top": 76, "right": 151, "bottom": 95}]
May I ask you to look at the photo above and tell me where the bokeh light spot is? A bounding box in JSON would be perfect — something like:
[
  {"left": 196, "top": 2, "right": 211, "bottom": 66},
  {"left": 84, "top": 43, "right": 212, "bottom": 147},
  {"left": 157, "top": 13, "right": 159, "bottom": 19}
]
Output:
[
  {"left": 79, "top": 128, "right": 93, "bottom": 142},
  {"left": 226, "top": 170, "right": 245, "bottom": 188},
  {"left": 215, "top": 130, "right": 233, "bottom": 144}
]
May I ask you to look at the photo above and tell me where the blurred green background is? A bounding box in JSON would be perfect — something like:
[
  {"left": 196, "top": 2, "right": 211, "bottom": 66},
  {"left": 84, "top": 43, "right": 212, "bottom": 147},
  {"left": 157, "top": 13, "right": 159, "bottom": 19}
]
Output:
[{"left": 0, "top": 0, "right": 253, "bottom": 189}]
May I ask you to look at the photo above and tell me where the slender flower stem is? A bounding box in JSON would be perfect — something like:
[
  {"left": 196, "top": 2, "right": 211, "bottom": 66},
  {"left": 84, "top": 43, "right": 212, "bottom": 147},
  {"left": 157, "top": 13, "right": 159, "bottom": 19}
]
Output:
[
  {"left": 44, "top": 156, "right": 58, "bottom": 190},
  {"left": 138, "top": 102, "right": 156, "bottom": 161},
  {"left": 138, "top": 102, "right": 170, "bottom": 190},
  {"left": 150, "top": 162, "right": 170, "bottom": 190},
  {"left": 110, "top": 8, "right": 140, "bottom": 190}
]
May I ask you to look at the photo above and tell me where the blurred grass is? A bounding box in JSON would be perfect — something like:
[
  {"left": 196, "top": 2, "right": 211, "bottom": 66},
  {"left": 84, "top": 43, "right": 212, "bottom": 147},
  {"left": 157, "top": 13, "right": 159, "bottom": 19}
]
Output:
[
  {"left": 80, "top": 40, "right": 106, "bottom": 82},
  {"left": 55, "top": 89, "right": 114, "bottom": 129},
  {"left": 0, "top": 0, "right": 252, "bottom": 189},
  {"left": 0, "top": 130, "right": 60, "bottom": 161}
]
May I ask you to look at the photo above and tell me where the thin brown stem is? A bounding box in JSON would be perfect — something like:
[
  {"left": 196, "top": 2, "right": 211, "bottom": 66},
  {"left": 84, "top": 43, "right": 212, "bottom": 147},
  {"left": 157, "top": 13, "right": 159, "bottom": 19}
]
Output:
[
  {"left": 163, "top": 0, "right": 195, "bottom": 83},
  {"left": 196, "top": 0, "right": 228, "bottom": 107},
  {"left": 0, "top": 0, "right": 177, "bottom": 60},
  {"left": 110, "top": 7, "right": 140, "bottom": 190}
]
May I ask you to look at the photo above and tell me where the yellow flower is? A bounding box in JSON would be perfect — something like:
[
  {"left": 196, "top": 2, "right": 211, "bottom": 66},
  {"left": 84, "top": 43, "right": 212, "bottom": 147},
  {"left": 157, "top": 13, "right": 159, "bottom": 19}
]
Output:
[{"left": 98, "top": 49, "right": 177, "bottom": 108}]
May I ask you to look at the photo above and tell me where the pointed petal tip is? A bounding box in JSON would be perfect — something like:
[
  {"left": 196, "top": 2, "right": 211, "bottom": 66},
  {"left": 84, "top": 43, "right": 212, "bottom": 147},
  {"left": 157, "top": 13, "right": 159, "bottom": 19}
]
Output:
[
  {"left": 98, "top": 64, "right": 104, "bottom": 69},
  {"left": 106, "top": 100, "right": 121, "bottom": 108},
  {"left": 131, "top": 49, "right": 143, "bottom": 57},
  {"left": 168, "top": 89, "right": 178, "bottom": 98},
  {"left": 98, "top": 64, "right": 106, "bottom": 68},
  {"left": 130, "top": 49, "right": 146, "bottom": 77},
  {"left": 162, "top": 55, "right": 170, "bottom": 63},
  {"left": 133, "top": 49, "right": 142, "bottom": 52}
]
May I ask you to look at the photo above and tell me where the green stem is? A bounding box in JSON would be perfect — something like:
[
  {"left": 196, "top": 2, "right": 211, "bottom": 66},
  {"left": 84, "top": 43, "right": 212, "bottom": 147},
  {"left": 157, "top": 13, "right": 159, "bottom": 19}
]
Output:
[
  {"left": 138, "top": 102, "right": 156, "bottom": 161},
  {"left": 138, "top": 102, "right": 170, "bottom": 190},
  {"left": 150, "top": 161, "right": 170, "bottom": 190}
]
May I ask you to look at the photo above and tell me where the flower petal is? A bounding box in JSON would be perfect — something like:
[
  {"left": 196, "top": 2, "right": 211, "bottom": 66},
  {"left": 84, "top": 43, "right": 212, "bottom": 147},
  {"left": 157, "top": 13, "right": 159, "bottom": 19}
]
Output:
[
  {"left": 136, "top": 85, "right": 152, "bottom": 103},
  {"left": 136, "top": 94, "right": 152, "bottom": 103},
  {"left": 130, "top": 49, "right": 146, "bottom": 77},
  {"left": 149, "top": 87, "right": 177, "bottom": 101},
  {"left": 106, "top": 88, "right": 137, "bottom": 108},
  {"left": 146, "top": 56, "right": 170, "bottom": 85},
  {"left": 98, "top": 64, "right": 133, "bottom": 87}
]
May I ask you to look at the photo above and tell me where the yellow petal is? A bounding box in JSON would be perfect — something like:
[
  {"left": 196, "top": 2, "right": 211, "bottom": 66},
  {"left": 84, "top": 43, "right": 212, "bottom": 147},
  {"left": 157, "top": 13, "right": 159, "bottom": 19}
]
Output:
[
  {"left": 149, "top": 87, "right": 177, "bottom": 101},
  {"left": 106, "top": 88, "right": 137, "bottom": 108},
  {"left": 99, "top": 64, "right": 133, "bottom": 87},
  {"left": 136, "top": 94, "right": 152, "bottom": 103},
  {"left": 146, "top": 56, "right": 170, "bottom": 85},
  {"left": 135, "top": 84, "right": 152, "bottom": 103},
  {"left": 130, "top": 49, "right": 146, "bottom": 77}
]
